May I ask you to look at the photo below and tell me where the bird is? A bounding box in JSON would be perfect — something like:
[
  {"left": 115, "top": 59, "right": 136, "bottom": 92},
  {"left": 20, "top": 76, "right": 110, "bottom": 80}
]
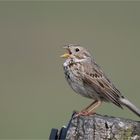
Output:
[{"left": 61, "top": 44, "right": 140, "bottom": 117}]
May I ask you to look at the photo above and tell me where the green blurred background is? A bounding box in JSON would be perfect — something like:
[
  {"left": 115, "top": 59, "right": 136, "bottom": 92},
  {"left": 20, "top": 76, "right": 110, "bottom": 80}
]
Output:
[{"left": 0, "top": 1, "right": 140, "bottom": 139}]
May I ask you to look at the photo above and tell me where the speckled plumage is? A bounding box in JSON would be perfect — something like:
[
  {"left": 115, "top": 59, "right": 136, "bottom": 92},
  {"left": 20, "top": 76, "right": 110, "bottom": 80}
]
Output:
[{"left": 61, "top": 44, "right": 140, "bottom": 117}]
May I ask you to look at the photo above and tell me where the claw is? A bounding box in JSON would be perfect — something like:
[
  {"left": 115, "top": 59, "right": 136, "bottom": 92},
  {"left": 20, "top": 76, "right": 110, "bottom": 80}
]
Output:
[{"left": 73, "top": 111, "right": 95, "bottom": 118}]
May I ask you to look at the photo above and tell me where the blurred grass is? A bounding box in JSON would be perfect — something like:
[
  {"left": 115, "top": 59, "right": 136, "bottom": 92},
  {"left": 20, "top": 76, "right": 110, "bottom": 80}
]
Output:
[{"left": 0, "top": 1, "right": 140, "bottom": 139}]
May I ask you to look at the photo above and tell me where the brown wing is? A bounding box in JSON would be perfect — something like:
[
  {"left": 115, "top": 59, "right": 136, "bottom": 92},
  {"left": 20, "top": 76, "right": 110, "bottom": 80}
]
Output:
[{"left": 81, "top": 60, "right": 123, "bottom": 108}]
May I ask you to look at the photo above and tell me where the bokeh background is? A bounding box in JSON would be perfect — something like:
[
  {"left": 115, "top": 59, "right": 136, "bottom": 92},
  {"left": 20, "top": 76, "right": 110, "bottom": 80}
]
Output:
[{"left": 0, "top": 1, "right": 140, "bottom": 139}]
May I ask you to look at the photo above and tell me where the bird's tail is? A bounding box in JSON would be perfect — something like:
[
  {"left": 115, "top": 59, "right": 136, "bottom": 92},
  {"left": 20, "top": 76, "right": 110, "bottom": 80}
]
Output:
[{"left": 120, "top": 98, "right": 140, "bottom": 117}]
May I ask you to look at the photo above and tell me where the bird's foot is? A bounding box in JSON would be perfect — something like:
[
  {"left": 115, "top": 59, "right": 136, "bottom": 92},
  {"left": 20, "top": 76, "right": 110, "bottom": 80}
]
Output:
[{"left": 73, "top": 111, "right": 95, "bottom": 118}]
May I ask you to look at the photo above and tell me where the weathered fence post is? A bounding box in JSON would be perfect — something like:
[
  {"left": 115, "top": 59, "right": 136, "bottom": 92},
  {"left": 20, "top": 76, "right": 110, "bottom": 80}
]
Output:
[{"left": 49, "top": 113, "right": 140, "bottom": 140}]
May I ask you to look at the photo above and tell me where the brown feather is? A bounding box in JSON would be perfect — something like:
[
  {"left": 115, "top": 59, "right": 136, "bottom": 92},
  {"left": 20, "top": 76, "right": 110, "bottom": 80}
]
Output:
[{"left": 81, "top": 61, "right": 123, "bottom": 108}]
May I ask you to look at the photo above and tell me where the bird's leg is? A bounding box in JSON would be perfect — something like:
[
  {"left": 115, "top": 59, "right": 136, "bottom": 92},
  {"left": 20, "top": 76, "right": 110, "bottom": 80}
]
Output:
[
  {"left": 86, "top": 100, "right": 102, "bottom": 114},
  {"left": 75, "top": 100, "right": 99, "bottom": 117},
  {"left": 81, "top": 100, "right": 98, "bottom": 112}
]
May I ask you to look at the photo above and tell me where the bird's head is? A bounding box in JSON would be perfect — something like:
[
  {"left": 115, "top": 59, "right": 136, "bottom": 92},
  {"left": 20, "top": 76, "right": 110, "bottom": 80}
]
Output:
[{"left": 61, "top": 44, "right": 91, "bottom": 60}]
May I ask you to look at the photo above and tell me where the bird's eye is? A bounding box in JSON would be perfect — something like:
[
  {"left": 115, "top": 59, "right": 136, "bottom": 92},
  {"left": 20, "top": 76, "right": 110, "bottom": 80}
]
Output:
[{"left": 75, "top": 48, "right": 80, "bottom": 52}]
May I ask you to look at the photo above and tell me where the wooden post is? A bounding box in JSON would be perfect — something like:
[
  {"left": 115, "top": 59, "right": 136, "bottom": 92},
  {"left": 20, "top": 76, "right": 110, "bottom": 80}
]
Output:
[{"left": 66, "top": 114, "right": 140, "bottom": 140}]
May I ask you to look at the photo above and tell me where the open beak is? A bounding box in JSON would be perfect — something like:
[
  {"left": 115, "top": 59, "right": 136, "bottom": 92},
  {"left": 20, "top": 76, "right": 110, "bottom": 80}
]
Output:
[
  {"left": 60, "top": 46, "right": 71, "bottom": 58},
  {"left": 60, "top": 53, "right": 70, "bottom": 58}
]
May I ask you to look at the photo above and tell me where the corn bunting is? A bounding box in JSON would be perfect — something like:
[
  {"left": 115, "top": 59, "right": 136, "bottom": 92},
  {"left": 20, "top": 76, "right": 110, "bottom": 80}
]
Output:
[{"left": 61, "top": 44, "right": 140, "bottom": 117}]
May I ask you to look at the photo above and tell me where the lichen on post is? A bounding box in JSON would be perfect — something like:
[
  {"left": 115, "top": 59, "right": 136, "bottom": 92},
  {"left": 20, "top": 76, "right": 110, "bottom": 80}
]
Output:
[{"left": 66, "top": 114, "right": 140, "bottom": 140}]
